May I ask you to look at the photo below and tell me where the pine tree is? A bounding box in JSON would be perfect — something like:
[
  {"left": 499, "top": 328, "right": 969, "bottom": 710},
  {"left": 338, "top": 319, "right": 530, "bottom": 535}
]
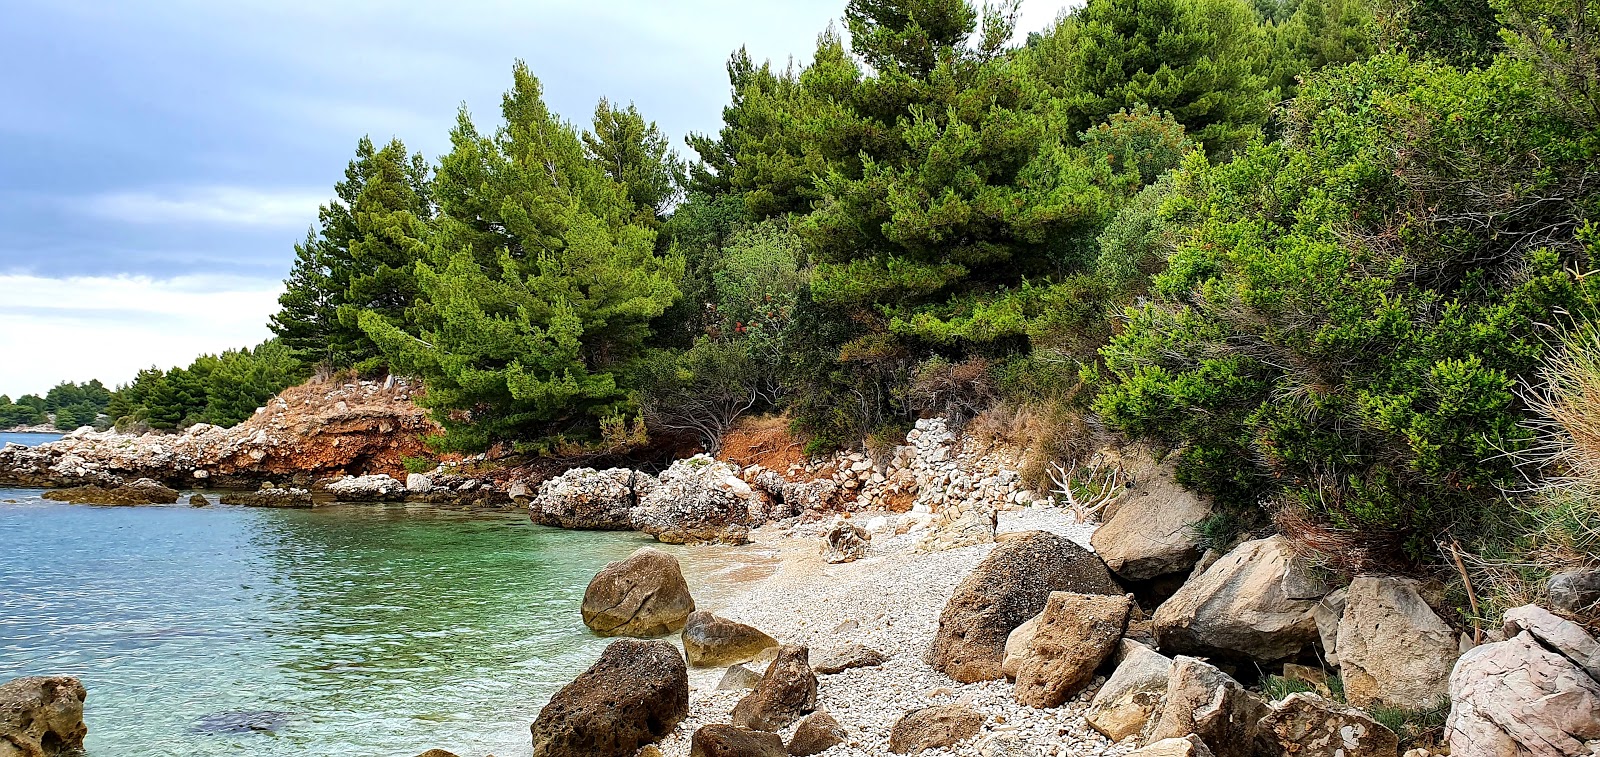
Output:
[{"left": 583, "top": 98, "right": 681, "bottom": 219}]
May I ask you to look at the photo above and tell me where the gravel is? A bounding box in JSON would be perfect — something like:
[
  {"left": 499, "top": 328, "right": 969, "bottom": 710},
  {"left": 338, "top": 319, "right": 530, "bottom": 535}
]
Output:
[{"left": 655, "top": 505, "right": 1133, "bottom": 757}]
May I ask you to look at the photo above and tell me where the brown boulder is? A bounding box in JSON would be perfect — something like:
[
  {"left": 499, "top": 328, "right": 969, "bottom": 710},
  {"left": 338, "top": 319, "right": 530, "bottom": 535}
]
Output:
[
  {"left": 1142, "top": 656, "right": 1268, "bottom": 757},
  {"left": 682, "top": 611, "right": 779, "bottom": 668},
  {"left": 927, "top": 531, "right": 1120, "bottom": 682},
  {"left": 1013, "top": 592, "right": 1134, "bottom": 707},
  {"left": 888, "top": 704, "right": 983, "bottom": 754},
  {"left": 1090, "top": 451, "right": 1213, "bottom": 581},
  {"left": 415, "top": 751, "right": 460, "bottom": 757},
  {"left": 1085, "top": 640, "right": 1174, "bottom": 742},
  {"left": 581, "top": 547, "right": 696, "bottom": 637},
  {"left": 1128, "top": 736, "right": 1213, "bottom": 757},
  {"left": 1336, "top": 576, "right": 1458, "bottom": 710},
  {"left": 0, "top": 676, "right": 86, "bottom": 757},
  {"left": 811, "top": 643, "right": 886, "bottom": 674},
  {"left": 1151, "top": 536, "right": 1321, "bottom": 662},
  {"left": 730, "top": 645, "right": 817, "bottom": 732},
  {"left": 1253, "top": 692, "right": 1398, "bottom": 757},
  {"left": 42, "top": 478, "right": 179, "bottom": 506},
  {"left": 787, "top": 711, "right": 847, "bottom": 756},
  {"left": 529, "top": 638, "right": 689, "bottom": 757},
  {"left": 689, "top": 724, "right": 785, "bottom": 757}
]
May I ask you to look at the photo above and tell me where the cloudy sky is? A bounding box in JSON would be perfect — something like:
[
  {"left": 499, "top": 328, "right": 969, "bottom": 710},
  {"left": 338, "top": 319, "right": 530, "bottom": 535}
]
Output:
[{"left": 0, "top": 0, "right": 1068, "bottom": 396}]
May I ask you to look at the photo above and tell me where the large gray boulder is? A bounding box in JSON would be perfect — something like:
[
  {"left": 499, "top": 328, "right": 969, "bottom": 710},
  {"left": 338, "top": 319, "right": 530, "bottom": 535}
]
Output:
[
  {"left": 1086, "top": 640, "right": 1174, "bottom": 742},
  {"left": 1336, "top": 576, "right": 1458, "bottom": 710},
  {"left": 0, "top": 676, "right": 87, "bottom": 757},
  {"left": 532, "top": 468, "right": 646, "bottom": 530},
  {"left": 1141, "top": 656, "right": 1268, "bottom": 757},
  {"left": 1090, "top": 452, "right": 1213, "bottom": 581},
  {"left": 1012, "top": 592, "right": 1134, "bottom": 708},
  {"left": 1151, "top": 536, "right": 1321, "bottom": 662},
  {"left": 1253, "top": 692, "right": 1398, "bottom": 757},
  {"left": 581, "top": 547, "right": 696, "bottom": 637},
  {"left": 1447, "top": 620, "right": 1600, "bottom": 757},
  {"left": 529, "top": 639, "right": 688, "bottom": 757},
  {"left": 631, "top": 456, "right": 762, "bottom": 544},
  {"left": 1547, "top": 569, "right": 1600, "bottom": 615},
  {"left": 730, "top": 645, "right": 817, "bottom": 732},
  {"left": 927, "top": 531, "right": 1121, "bottom": 682}
]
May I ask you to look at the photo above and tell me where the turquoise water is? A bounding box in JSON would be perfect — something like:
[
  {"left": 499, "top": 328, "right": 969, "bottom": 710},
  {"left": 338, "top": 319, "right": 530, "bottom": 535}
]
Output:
[
  {"left": 0, "top": 431, "right": 63, "bottom": 446},
  {"left": 0, "top": 492, "right": 769, "bottom": 756}
]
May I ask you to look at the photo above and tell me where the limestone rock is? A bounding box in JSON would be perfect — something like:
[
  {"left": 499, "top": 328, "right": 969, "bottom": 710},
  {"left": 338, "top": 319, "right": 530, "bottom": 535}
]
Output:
[
  {"left": 218, "top": 487, "right": 314, "bottom": 507},
  {"left": 1336, "top": 576, "right": 1458, "bottom": 710},
  {"left": 1013, "top": 592, "right": 1134, "bottom": 708},
  {"left": 1503, "top": 604, "right": 1600, "bottom": 680},
  {"left": 1128, "top": 736, "right": 1214, "bottom": 757},
  {"left": 1310, "top": 587, "right": 1348, "bottom": 666},
  {"left": 42, "top": 478, "right": 179, "bottom": 505},
  {"left": 730, "top": 645, "right": 817, "bottom": 732},
  {"left": 1000, "top": 615, "right": 1040, "bottom": 681},
  {"left": 977, "top": 732, "right": 1042, "bottom": 757},
  {"left": 1090, "top": 452, "right": 1213, "bottom": 581},
  {"left": 0, "top": 676, "right": 87, "bottom": 757},
  {"left": 888, "top": 704, "right": 984, "bottom": 754},
  {"left": 632, "top": 456, "right": 762, "bottom": 544},
  {"left": 682, "top": 611, "right": 778, "bottom": 668},
  {"left": 1086, "top": 640, "right": 1175, "bottom": 742},
  {"left": 1547, "top": 569, "right": 1600, "bottom": 615},
  {"left": 529, "top": 638, "right": 688, "bottom": 757},
  {"left": 927, "top": 531, "right": 1121, "bottom": 683},
  {"left": 1446, "top": 629, "right": 1600, "bottom": 757},
  {"left": 533, "top": 468, "right": 644, "bottom": 530},
  {"left": 821, "top": 521, "right": 870, "bottom": 564},
  {"left": 406, "top": 473, "right": 433, "bottom": 493},
  {"left": 1254, "top": 692, "right": 1399, "bottom": 757},
  {"left": 812, "top": 643, "right": 886, "bottom": 674},
  {"left": 787, "top": 711, "right": 847, "bottom": 756},
  {"left": 1142, "top": 656, "right": 1268, "bottom": 757},
  {"left": 689, "top": 724, "right": 785, "bottom": 757},
  {"left": 1151, "top": 536, "right": 1321, "bottom": 662},
  {"left": 581, "top": 547, "right": 696, "bottom": 637},
  {"left": 717, "top": 664, "right": 764, "bottom": 691},
  {"left": 326, "top": 473, "right": 406, "bottom": 501}
]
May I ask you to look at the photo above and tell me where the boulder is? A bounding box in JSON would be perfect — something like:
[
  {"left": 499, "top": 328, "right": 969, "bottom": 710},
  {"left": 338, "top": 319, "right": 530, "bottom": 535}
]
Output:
[
  {"left": 1090, "top": 452, "right": 1213, "bottom": 581},
  {"left": 1151, "top": 536, "right": 1321, "bottom": 662},
  {"left": 1504, "top": 604, "right": 1600, "bottom": 680},
  {"left": 0, "top": 676, "right": 86, "bottom": 757},
  {"left": 682, "top": 611, "right": 779, "bottom": 668},
  {"left": 406, "top": 473, "right": 434, "bottom": 494},
  {"left": 1547, "top": 569, "right": 1600, "bottom": 615},
  {"left": 1446, "top": 628, "right": 1600, "bottom": 757},
  {"left": 787, "top": 711, "right": 847, "bottom": 756},
  {"left": 188, "top": 493, "right": 209, "bottom": 507},
  {"left": 1336, "top": 576, "right": 1458, "bottom": 710},
  {"left": 532, "top": 468, "right": 643, "bottom": 530},
  {"left": 1142, "top": 656, "right": 1268, "bottom": 757},
  {"left": 632, "top": 456, "right": 763, "bottom": 544},
  {"left": 812, "top": 643, "right": 886, "bottom": 674},
  {"left": 218, "top": 487, "right": 313, "bottom": 508},
  {"left": 821, "top": 521, "right": 870, "bottom": 564},
  {"left": 326, "top": 473, "right": 406, "bottom": 501},
  {"left": 730, "top": 645, "right": 817, "bottom": 732},
  {"left": 528, "top": 638, "right": 689, "bottom": 757},
  {"left": 783, "top": 479, "right": 841, "bottom": 512},
  {"left": 1013, "top": 592, "right": 1134, "bottom": 708},
  {"left": 581, "top": 547, "right": 696, "bottom": 637},
  {"left": 888, "top": 704, "right": 984, "bottom": 754},
  {"left": 42, "top": 478, "right": 180, "bottom": 505},
  {"left": 1254, "top": 692, "right": 1399, "bottom": 757},
  {"left": 1128, "top": 736, "right": 1214, "bottom": 757},
  {"left": 1000, "top": 615, "right": 1041, "bottom": 681},
  {"left": 689, "top": 724, "right": 785, "bottom": 757},
  {"left": 1086, "top": 640, "right": 1175, "bottom": 742},
  {"left": 927, "top": 531, "right": 1121, "bottom": 682},
  {"left": 717, "top": 664, "right": 764, "bottom": 691}
]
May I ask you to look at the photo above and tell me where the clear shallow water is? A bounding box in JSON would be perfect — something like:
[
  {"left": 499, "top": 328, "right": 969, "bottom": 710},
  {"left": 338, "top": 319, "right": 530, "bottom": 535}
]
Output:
[
  {"left": 0, "top": 431, "right": 63, "bottom": 446},
  {"left": 0, "top": 492, "right": 771, "bottom": 757}
]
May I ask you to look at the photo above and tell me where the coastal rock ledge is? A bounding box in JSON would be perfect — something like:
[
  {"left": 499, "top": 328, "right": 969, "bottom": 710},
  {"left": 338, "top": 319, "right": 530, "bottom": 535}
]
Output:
[{"left": 0, "top": 675, "right": 88, "bottom": 757}]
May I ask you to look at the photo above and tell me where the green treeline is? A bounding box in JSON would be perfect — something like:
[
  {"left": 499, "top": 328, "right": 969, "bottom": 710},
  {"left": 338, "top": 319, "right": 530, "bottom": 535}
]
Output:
[
  {"left": 252, "top": 0, "right": 1600, "bottom": 562},
  {"left": 0, "top": 381, "right": 111, "bottom": 431},
  {"left": 104, "top": 341, "right": 309, "bottom": 432}
]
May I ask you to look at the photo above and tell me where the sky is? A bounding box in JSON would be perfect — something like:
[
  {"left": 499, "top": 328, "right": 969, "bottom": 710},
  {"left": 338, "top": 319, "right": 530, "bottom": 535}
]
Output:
[{"left": 0, "top": 0, "right": 1069, "bottom": 396}]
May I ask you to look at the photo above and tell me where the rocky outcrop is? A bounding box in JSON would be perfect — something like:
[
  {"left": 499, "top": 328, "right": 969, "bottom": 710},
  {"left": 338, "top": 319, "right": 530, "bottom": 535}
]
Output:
[
  {"left": 1012, "top": 592, "right": 1134, "bottom": 708},
  {"left": 689, "top": 724, "right": 785, "bottom": 757},
  {"left": 1253, "top": 692, "right": 1398, "bottom": 757},
  {"left": 532, "top": 468, "right": 650, "bottom": 530},
  {"left": 1151, "top": 536, "right": 1322, "bottom": 662},
  {"left": 927, "top": 531, "right": 1121, "bottom": 683},
  {"left": 217, "top": 487, "right": 314, "bottom": 508},
  {"left": 682, "top": 611, "right": 779, "bottom": 668},
  {"left": 1336, "top": 576, "right": 1458, "bottom": 710},
  {"left": 1504, "top": 604, "right": 1600, "bottom": 679},
  {"left": 812, "top": 643, "right": 886, "bottom": 674},
  {"left": 731, "top": 645, "right": 817, "bottom": 732},
  {"left": 1090, "top": 451, "right": 1212, "bottom": 581},
  {"left": 0, "top": 377, "right": 435, "bottom": 490},
  {"left": 1446, "top": 609, "right": 1600, "bottom": 757},
  {"left": 888, "top": 704, "right": 984, "bottom": 754},
  {"left": 821, "top": 521, "right": 870, "bottom": 564},
  {"left": 787, "top": 711, "right": 847, "bottom": 756},
  {"left": 529, "top": 638, "right": 689, "bottom": 757},
  {"left": 0, "top": 676, "right": 87, "bottom": 757},
  {"left": 632, "top": 456, "right": 766, "bottom": 545},
  {"left": 40, "top": 478, "right": 179, "bottom": 505},
  {"left": 1142, "top": 656, "right": 1268, "bottom": 757},
  {"left": 325, "top": 473, "right": 406, "bottom": 501},
  {"left": 581, "top": 547, "right": 696, "bottom": 637},
  {"left": 1086, "top": 640, "right": 1174, "bottom": 741}
]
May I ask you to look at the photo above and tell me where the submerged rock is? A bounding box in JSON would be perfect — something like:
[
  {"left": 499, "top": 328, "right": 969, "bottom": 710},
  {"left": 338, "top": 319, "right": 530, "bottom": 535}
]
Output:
[
  {"left": 191, "top": 710, "right": 290, "bottom": 734},
  {"left": 529, "top": 638, "right": 689, "bottom": 757},
  {"left": 42, "top": 478, "right": 179, "bottom": 506},
  {"left": 581, "top": 547, "right": 696, "bottom": 637},
  {"left": 0, "top": 676, "right": 87, "bottom": 756}
]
